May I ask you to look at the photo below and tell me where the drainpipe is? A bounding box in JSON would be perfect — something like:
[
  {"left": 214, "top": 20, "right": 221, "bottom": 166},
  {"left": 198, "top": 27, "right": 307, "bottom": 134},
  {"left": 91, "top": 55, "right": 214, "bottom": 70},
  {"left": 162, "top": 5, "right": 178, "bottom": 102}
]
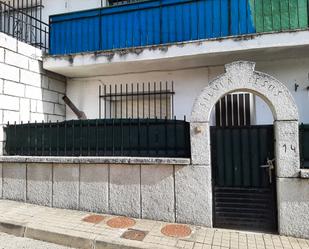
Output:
[{"left": 62, "top": 95, "right": 87, "bottom": 120}]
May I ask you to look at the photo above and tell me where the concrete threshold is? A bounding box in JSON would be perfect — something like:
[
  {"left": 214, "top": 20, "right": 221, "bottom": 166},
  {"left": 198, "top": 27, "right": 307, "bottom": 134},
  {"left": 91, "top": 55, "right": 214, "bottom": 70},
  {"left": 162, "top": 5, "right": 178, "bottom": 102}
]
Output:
[{"left": 0, "top": 200, "right": 307, "bottom": 249}]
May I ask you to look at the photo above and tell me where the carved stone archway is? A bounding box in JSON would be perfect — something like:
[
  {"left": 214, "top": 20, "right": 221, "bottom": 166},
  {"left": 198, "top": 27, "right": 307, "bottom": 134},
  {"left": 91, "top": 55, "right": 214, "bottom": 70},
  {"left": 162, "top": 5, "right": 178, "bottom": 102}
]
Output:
[{"left": 190, "top": 61, "right": 300, "bottom": 233}]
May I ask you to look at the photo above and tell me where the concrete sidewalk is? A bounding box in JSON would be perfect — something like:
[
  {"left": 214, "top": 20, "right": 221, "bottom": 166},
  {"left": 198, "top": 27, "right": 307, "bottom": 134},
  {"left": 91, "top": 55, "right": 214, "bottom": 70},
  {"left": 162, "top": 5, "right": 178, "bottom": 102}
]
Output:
[{"left": 0, "top": 200, "right": 307, "bottom": 249}]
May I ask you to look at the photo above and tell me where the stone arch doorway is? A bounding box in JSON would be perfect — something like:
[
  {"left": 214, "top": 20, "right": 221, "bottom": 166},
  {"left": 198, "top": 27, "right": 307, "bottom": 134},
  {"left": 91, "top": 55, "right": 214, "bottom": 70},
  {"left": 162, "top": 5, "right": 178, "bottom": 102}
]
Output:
[{"left": 190, "top": 61, "right": 300, "bottom": 233}]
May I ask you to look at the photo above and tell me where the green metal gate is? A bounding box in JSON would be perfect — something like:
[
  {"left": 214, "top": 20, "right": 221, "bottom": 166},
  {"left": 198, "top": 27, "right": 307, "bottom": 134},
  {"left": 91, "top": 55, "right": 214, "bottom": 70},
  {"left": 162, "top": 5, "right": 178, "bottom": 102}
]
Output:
[{"left": 211, "top": 125, "right": 277, "bottom": 232}]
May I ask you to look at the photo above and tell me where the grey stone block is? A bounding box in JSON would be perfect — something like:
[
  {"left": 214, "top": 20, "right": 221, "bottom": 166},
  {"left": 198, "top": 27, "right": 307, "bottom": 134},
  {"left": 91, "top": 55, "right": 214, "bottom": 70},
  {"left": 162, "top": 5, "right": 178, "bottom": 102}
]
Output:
[
  {"left": 109, "top": 164, "right": 141, "bottom": 218},
  {"left": 275, "top": 121, "right": 300, "bottom": 178},
  {"left": 2, "top": 163, "right": 26, "bottom": 201},
  {"left": 79, "top": 164, "right": 108, "bottom": 213},
  {"left": 141, "top": 165, "right": 175, "bottom": 222},
  {"left": 190, "top": 122, "right": 210, "bottom": 166},
  {"left": 175, "top": 165, "right": 212, "bottom": 227},
  {"left": 277, "top": 177, "right": 309, "bottom": 239},
  {"left": 53, "top": 164, "right": 79, "bottom": 209},
  {"left": 26, "top": 164, "right": 52, "bottom": 206}
]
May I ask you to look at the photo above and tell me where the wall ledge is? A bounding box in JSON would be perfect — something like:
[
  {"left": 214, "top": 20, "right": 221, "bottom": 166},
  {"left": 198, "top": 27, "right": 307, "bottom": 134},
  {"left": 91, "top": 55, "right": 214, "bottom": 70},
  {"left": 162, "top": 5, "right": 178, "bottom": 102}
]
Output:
[
  {"left": 0, "top": 156, "right": 191, "bottom": 165},
  {"left": 300, "top": 169, "right": 309, "bottom": 179}
]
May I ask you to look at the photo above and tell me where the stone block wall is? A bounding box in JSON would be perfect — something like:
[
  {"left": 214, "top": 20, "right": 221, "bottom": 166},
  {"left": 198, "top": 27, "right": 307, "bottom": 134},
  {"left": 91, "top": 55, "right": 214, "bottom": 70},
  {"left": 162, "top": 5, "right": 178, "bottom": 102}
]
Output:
[
  {"left": 0, "top": 161, "right": 211, "bottom": 227},
  {"left": 0, "top": 32, "right": 67, "bottom": 155}
]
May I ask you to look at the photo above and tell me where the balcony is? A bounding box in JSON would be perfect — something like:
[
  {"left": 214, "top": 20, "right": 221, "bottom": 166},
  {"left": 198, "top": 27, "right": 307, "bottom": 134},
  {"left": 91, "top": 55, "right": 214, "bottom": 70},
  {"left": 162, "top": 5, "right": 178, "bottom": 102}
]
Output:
[
  {"left": 44, "top": 0, "right": 309, "bottom": 77},
  {"left": 49, "top": 0, "right": 309, "bottom": 55}
]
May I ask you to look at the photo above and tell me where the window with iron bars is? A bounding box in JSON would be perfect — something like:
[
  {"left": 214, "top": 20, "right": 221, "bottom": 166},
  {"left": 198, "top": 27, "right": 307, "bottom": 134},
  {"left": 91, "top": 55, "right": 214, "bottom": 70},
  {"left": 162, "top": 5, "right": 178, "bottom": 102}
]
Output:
[
  {"left": 0, "top": 0, "right": 48, "bottom": 51},
  {"left": 215, "top": 93, "right": 253, "bottom": 127},
  {"left": 99, "top": 82, "right": 175, "bottom": 119}
]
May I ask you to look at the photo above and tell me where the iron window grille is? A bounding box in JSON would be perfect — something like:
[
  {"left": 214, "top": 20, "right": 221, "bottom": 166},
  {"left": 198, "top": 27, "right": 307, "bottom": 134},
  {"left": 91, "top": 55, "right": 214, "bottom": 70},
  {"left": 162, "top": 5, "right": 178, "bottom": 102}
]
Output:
[
  {"left": 99, "top": 81, "right": 175, "bottom": 119},
  {"left": 0, "top": 0, "right": 48, "bottom": 51}
]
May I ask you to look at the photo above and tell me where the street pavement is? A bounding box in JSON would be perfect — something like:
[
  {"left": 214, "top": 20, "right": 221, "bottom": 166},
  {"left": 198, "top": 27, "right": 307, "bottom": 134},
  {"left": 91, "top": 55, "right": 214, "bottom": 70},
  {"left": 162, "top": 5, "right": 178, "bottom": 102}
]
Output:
[{"left": 0, "top": 232, "right": 75, "bottom": 249}]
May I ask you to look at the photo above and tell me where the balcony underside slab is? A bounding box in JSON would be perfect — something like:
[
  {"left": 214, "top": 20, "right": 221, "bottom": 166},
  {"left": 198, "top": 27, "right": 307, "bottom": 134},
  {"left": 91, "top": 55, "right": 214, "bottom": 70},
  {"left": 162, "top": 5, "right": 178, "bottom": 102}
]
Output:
[{"left": 43, "top": 30, "right": 309, "bottom": 78}]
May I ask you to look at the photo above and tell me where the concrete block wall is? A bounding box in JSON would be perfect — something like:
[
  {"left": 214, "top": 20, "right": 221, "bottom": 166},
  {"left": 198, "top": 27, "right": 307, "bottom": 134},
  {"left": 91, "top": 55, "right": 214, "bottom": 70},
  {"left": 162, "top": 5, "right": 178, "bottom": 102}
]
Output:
[{"left": 0, "top": 32, "right": 67, "bottom": 155}]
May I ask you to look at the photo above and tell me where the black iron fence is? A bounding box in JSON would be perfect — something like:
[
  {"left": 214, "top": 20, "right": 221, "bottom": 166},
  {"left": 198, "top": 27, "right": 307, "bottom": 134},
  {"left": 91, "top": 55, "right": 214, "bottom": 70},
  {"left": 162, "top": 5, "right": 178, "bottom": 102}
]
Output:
[
  {"left": 300, "top": 124, "right": 309, "bottom": 169},
  {"left": 4, "top": 118, "right": 191, "bottom": 158},
  {"left": 0, "top": 0, "right": 48, "bottom": 51}
]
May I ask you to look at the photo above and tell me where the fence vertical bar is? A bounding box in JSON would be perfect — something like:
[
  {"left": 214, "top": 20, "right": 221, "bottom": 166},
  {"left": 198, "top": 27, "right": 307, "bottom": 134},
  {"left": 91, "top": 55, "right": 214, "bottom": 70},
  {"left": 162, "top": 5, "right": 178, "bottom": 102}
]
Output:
[
  {"left": 148, "top": 82, "right": 151, "bottom": 118},
  {"left": 129, "top": 118, "right": 131, "bottom": 155},
  {"left": 14, "top": 121, "right": 17, "bottom": 155},
  {"left": 131, "top": 83, "right": 134, "bottom": 118},
  {"left": 165, "top": 116, "right": 168, "bottom": 156},
  {"left": 121, "top": 118, "right": 123, "bottom": 156},
  {"left": 147, "top": 118, "right": 150, "bottom": 155},
  {"left": 56, "top": 120, "right": 59, "bottom": 156},
  {"left": 64, "top": 121, "right": 67, "bottom": 156},
  {"left": 120, "top": 84, "right": 123, "bottom": 119},
  {"left": 104, "top": 118, "right": 107, "bottom": 156},
  {"left": 42, "top": 120, "right": 44, "bottom": 156},
  {"left": 99, "top": 85, "right": 102, "bottom": 119},
  {"left": 20, "top": 121, "right": 24, "bottom": 155},
  {"left": 137, "top": 83, "right": 139, "bottom": 118},
  {"left": 172, "top": 81, "right": 174, "bottom": 117},
  {"left": 138, "top": 117, "right": 141, "bottom": 156},
  {"left": 87, "top": 119, "right": 90, "bottom": 156},
  {"left": 96, "top": 119, "right": 99, "bottom": 156},
  {"left": 6, "top": 122, "right": 10, "bottom": 155},
  {"left": 165, "top": 81, "right": 168, "bottom": 118},
  {"left": 115, "top": 84, "right": 117, "bottom": 119},
  {"left": 154, "top": 82, "right": 157, "bottom": 118},
  {"left": 160, "top": 81, "right": 162, "bottom": 119},
  {"left": 28, "top": 121, "right": 30, "bottom": 155},
  {"left": 126, "top": 84, "right": 128, "bottom": 118},
  {"left": 49, "top": 121, "right": 52, "bottom": 156},
  {"left": 155, "top": 117, "right": 158, "bottom": 156},
  {"left": 80, "top": 119, "right": 83, "bottom": 156},
  {"left": 104, "top": 84, "right": 107, "bottom": 119},
  {"left": 112, "top": 118, "right": 115, "bottom": 156},
  {"left": 142, "top": 83, "right": 145, "bottom": 118},
  {"left": 174, "top": 116, "right": 177, "bottom": 156},
  {"left": 184, "top": 115, "right": 187, "bottom": 156},
  {"left": 72, "top": 120, "right": 75, "bottom": 156}
]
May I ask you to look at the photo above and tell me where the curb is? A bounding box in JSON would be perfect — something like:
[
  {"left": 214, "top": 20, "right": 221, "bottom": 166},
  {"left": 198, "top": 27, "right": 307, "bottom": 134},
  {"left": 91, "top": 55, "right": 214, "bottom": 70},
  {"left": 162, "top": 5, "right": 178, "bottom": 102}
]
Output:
[{"left": 0, "top": 220, "right": 175, "bottom": 249}]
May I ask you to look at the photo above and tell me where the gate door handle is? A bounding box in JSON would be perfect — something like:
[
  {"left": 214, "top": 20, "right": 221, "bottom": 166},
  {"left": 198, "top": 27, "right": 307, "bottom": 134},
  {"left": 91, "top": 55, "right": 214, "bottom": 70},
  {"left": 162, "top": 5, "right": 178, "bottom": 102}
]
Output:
[{"left": 260, "top": 158, "right": 275, "bottom": 184}]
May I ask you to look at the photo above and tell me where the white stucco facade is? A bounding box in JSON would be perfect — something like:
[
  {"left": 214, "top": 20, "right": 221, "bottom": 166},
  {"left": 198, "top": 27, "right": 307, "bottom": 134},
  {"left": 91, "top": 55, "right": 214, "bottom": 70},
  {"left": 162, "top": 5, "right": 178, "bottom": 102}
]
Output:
[
  {"left": 65, "top": 56, "right": 309, "bottom": 125},
  {"left": 41, "top": 0, "right": 104, "bottom": 23}
]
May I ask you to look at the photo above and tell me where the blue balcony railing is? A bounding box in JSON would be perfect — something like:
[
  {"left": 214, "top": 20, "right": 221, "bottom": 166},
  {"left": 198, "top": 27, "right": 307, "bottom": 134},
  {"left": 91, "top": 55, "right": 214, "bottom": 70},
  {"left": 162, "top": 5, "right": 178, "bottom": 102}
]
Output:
[{"left": 49, "top": 0, "right": 309, "bottom": 55}]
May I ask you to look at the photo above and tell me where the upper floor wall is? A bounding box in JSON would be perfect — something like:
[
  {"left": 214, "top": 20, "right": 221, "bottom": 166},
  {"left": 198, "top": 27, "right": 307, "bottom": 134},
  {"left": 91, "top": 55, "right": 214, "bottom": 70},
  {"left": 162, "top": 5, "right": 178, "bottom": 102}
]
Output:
[{"left": 48, "top": 0, "right": 309, "bottom": 55}]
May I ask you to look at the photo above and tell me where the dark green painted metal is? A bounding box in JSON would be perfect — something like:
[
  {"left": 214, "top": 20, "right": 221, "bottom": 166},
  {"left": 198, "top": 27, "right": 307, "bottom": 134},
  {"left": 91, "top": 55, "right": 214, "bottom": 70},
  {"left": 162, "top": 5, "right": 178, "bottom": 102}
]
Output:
[
  {"left": 211, "top": 125, "right": 274, "bottom": 188},
  {"left": 300, "top": 124, "right": 309, "bottom": 168},
  {"left": 211, "top": 125, "right": 277, "bottom": 232},
  {"left": 4, "top": 119, "right": 191, "bottom": 158}
]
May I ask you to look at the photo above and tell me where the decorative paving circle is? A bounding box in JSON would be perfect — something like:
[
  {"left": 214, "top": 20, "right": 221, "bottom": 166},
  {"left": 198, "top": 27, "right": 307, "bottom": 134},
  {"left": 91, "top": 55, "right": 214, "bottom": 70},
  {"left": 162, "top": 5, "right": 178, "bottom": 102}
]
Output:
[
  {"left": 161, "top": 224, "right": 192, "bottom": 238},
  {"left": 82, "top": 214, "right": 105, "bottom": 224},
  {"left": 106, "top": 217, "right": 136, "bottom": 229},
  {"left": 121, "top": 229, "right": 148, "bottom": 241}
]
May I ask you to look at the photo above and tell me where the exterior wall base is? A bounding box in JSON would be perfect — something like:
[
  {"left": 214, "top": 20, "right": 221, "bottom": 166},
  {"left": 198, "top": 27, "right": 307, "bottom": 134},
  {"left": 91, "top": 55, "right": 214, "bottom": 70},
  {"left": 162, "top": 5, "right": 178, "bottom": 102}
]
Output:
[
  {"left": 0, "top": 161, "right": 209, "bottom": 227},
  {"left": 277, "top": 177, "right": 309, "bottom": 238},
  {"left": 0, "top": 161, "right": 308, "bottom": 239}
]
